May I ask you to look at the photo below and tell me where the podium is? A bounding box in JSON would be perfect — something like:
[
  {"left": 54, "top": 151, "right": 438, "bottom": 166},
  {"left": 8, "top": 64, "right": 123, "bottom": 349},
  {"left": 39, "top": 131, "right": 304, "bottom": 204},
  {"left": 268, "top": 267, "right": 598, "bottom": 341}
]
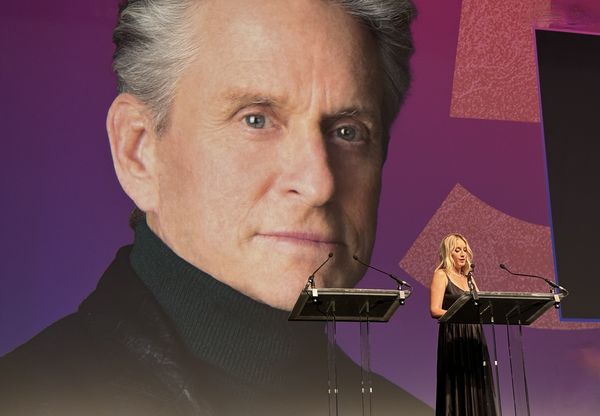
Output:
[
  {"left": 440, "top": 291, "right": 566, "bottom": 416},
  {"left": 289, "top": 287, "right": 410, "bottom": 416}
]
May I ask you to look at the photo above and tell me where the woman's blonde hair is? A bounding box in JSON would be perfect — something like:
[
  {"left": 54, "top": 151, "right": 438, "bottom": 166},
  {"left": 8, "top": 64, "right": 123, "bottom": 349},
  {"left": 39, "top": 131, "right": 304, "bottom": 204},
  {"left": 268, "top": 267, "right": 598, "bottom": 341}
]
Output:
[{"left": 435, "top": 233, "right": 473, "bottom": 275}]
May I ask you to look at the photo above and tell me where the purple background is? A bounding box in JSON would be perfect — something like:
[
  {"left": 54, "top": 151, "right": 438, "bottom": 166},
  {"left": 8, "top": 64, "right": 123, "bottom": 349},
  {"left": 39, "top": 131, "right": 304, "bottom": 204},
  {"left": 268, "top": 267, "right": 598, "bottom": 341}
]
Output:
[{"left": 1, "top": 0, "right": 599, "bottom": 414}]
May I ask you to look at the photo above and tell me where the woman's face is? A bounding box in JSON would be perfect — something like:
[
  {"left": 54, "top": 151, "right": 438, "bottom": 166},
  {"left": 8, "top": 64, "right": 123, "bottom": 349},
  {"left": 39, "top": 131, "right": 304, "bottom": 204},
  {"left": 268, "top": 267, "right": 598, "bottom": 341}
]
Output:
[{"left": 450, "top": 238, "right": 468, "bottom": 271}]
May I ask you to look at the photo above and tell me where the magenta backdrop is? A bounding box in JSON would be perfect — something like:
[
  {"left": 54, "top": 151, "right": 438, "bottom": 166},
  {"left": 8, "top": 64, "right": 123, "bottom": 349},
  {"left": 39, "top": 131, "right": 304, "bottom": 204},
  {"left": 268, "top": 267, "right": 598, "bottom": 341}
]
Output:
[{"left": 1, "top": 0, "right": 599, "bottom": 414}]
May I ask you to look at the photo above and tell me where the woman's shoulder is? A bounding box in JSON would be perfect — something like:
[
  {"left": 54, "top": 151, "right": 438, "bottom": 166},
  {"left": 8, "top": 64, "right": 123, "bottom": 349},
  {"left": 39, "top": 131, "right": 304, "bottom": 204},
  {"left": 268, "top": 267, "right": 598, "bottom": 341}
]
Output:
[
  {"left": 432, "top": 268, "right": 448, "bottom": 281},
  {"left": 433, "top": 268, "right": 447, "bottom": 276}
]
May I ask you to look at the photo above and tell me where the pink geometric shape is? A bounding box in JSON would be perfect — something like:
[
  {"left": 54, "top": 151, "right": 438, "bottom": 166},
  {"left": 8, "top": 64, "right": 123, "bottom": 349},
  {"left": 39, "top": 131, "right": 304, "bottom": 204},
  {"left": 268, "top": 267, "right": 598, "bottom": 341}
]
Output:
[
  {"left": 450, "top": 0, "right": 550, "bottom": 122},
  {"left": 399, "top": 183, "right": 600, "bottom": 330}
]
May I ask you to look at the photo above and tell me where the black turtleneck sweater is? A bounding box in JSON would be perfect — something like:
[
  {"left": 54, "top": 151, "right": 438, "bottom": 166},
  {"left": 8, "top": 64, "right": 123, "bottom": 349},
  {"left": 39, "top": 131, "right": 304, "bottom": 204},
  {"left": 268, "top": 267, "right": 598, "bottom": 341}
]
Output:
[
  {"left": 130, "top": 221, "right": 331, "bottom": 403},
  {"left": 129, "top": 221, "right": 431, "bottom": 415}
]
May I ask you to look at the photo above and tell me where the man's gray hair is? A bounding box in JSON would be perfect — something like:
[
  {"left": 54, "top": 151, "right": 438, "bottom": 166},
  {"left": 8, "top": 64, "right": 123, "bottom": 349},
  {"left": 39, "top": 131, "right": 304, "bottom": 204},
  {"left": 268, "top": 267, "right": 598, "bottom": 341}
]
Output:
[{"left": 113, "top": 0, "right": 416, "bottom": 148}]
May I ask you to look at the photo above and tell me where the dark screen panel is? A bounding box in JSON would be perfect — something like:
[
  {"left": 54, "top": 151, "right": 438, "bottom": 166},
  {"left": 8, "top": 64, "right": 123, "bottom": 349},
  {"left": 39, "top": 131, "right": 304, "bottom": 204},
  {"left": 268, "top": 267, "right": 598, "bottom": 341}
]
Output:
[{"left": 536, "top": 29, "right": 600, "bottom": 319}]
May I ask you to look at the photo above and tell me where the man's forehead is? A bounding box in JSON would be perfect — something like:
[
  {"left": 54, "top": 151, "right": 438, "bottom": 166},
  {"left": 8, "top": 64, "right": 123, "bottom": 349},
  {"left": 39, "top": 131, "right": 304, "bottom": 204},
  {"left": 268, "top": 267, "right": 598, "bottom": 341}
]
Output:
[{"left": 177, "top": 0, "right": 385, "bottom": 123}]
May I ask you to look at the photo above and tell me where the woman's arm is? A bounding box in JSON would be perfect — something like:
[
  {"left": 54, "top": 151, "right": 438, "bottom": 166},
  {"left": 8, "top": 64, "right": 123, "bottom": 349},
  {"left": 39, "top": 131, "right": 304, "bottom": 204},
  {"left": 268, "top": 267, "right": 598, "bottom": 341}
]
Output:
[{"left": 430, "top": 269, "right": 447, "bottom": 319}]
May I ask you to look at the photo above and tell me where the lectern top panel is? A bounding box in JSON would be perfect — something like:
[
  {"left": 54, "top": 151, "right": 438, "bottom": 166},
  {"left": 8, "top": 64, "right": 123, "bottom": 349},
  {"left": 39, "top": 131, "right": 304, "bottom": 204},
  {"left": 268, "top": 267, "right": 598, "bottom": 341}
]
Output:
[
  {"left": 475, "top": 291, "right": 556, "bottom": 298},
  {"left": 439, "top": 292, "right": 564, "bottom": 325},
  {"left": 288, "top": 288, "right": 408, "bottom": 322}
]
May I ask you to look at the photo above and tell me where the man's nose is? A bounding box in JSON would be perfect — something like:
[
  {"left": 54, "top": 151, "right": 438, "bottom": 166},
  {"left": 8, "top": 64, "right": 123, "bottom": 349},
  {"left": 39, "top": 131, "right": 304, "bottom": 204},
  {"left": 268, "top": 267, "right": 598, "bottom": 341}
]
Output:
[{"left": 278, "top": 125, "right": 335, "bottom": 207}]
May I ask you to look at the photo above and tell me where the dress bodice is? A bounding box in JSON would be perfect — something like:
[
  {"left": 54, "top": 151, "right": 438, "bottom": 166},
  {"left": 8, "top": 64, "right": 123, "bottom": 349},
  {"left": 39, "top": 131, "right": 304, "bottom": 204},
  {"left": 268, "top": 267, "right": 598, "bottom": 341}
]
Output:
[{"left": 441, "top": 271, "right": 469, "bottom": 311}]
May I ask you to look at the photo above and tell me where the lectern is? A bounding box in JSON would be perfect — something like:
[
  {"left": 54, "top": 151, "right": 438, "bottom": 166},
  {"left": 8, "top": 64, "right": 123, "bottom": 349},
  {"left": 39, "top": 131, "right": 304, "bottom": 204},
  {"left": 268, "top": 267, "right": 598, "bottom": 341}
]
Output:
[
  {"left": 440, "top": 291, "right": 566, "bottom": 416},
  {"left": 289, "top": 287, "right": 410, "bottom": 416}
]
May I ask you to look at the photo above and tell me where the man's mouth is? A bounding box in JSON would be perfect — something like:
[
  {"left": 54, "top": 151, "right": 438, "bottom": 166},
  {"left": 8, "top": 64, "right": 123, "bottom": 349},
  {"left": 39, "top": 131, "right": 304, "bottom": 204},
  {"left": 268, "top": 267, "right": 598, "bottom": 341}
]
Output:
[{"left": 255, "top": 231, "right": 343, "bottom": 251}]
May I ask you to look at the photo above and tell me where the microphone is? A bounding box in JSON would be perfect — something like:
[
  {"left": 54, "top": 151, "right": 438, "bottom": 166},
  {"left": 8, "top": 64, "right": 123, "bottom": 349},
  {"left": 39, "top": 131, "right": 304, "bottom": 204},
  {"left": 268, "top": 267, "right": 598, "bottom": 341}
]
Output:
[
  {"left": 466, "top": 263, "right": 476, "bottom": 290},
  {"left": 306, "top": 252, "right": 334, "bottom": 289},
  {"left": 352, "top": 255, "right": 411, "bottom": 290},
  {"left": 499, "top": 263, "right": 569, "bottom": 295},
  {"left": 466, "top": 263, "right": 478, "bottom": 304}
]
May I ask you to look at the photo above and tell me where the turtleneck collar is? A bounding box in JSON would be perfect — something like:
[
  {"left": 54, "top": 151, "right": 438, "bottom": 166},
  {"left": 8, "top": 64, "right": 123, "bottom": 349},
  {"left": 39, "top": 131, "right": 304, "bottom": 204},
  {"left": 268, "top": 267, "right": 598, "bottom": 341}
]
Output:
[{"left": 129, "top": 220, "right": 326, "bottom": 388}]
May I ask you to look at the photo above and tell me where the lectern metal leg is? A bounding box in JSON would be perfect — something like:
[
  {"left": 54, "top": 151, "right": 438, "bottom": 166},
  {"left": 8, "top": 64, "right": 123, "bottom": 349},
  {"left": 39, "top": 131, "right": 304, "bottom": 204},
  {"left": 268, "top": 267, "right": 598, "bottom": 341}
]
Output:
[
  {"left": 518, "top": 324, "right": 531, "bottom": 414},
  {"left": 506, "top": 322, "right": 531, "bottom": 416},
  {"left": 479, "top": 301, "right": 499, "bottom": 415},
  {"left": 490, "top": 317, "right": 503, "bottom": 415},
  {"left": 326, "top": 316, "right": 339, "bottom": 416},
  {"left": 360, "top": 317, "right": 373, "bottom": 416}
]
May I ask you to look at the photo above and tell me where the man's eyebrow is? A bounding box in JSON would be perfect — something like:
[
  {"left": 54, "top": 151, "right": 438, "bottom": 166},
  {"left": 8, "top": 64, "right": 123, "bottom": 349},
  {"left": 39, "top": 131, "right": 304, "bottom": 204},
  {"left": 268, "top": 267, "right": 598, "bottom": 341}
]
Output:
[
  {"left": 220, "top": 90, "right": 379, "bottom": 123},
  {"left": 222, "top": 90, "right": 285, "bottom": 108},
  {"left": 324, "top": 107, "right": 379, "bottom": 124}
]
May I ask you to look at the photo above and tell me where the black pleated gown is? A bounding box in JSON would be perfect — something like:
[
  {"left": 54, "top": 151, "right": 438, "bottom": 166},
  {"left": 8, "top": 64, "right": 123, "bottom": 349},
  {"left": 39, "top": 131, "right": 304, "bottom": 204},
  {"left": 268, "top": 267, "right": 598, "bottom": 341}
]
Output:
[{"left": 436, "top": 274, "right": 498, "bottom": 415}]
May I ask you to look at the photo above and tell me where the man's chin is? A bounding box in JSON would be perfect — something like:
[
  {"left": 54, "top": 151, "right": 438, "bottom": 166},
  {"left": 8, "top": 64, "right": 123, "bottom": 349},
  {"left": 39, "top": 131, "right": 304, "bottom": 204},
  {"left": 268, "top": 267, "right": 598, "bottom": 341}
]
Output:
[
  {"left": 259, "top": 276, "right": 363, "bottom": 312},
  {"left": 256, "top": 282, "right": 308, "bottom": 311}
]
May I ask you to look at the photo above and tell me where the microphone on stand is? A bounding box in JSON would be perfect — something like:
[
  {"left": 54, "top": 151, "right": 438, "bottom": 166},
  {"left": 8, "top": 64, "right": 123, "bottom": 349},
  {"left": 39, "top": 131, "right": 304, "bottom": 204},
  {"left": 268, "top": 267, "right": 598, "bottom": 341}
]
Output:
[
  {"left": 305, "top": 252, "right": 334, "bottom": 290},
  {"left": 352, "top": 255, "right": 412, "bottom": 290},
  {"left": 465, "top": 263, "right": 479, "bottom": 305},
  {"left": 499, "top": 263, "right": 569, "bottom": 295},
  {"left": 466, "top": 263, "right": 476, "bottom": 290}
]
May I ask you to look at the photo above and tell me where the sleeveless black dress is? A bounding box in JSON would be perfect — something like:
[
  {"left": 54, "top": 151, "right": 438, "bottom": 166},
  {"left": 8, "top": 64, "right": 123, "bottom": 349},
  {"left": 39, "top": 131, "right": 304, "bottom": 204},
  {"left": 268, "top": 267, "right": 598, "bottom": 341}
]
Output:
[{"left": 436, "top": 273, "right": 498, "bottom": 415}]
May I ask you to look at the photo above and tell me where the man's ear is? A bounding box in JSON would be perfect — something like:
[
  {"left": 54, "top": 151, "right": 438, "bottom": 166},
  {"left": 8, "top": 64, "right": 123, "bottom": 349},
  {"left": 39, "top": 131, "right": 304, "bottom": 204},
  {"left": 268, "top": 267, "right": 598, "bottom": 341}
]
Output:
[{"left": 106, "top": 93, "right": 159, "bottom": 213}]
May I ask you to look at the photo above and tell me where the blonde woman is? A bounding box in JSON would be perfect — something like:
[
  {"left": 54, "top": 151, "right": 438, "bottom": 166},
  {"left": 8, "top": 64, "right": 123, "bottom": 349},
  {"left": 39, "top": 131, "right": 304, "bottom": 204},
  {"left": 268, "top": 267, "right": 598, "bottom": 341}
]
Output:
[{"left": 430, "top": 234, "right": 497, "bottom": 416}]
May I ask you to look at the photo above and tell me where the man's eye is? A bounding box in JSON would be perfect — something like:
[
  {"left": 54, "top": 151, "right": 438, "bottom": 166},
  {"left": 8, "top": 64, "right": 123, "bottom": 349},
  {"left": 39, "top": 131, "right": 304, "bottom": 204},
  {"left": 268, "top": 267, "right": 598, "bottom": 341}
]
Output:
[
  {"left": 244, "top": 114, "right": 266, "bottom": 129},
  {"left": 335, "top": 125, "right": 358, "bottom": 141}
]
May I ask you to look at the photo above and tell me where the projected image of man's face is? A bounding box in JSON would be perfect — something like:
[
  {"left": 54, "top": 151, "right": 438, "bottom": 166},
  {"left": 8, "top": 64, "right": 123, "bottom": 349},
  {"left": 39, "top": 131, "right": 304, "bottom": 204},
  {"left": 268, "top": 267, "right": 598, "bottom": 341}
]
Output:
[{"left": 144, "top": 0, "right": 386, "bottom": 310}]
